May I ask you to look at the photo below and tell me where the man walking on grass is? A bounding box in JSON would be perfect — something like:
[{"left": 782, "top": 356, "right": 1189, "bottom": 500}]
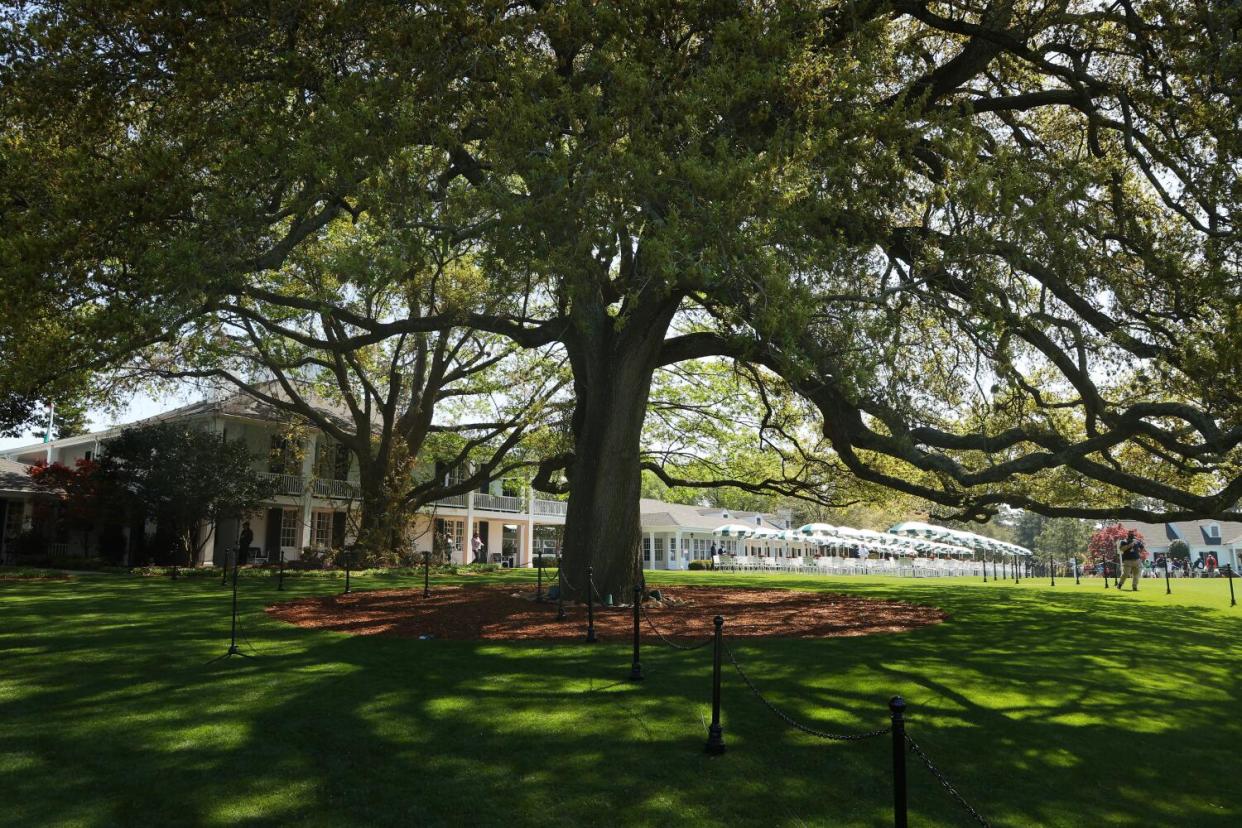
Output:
[{"left": 1117, "top": 530, "right": 1144, "bottom": 591}]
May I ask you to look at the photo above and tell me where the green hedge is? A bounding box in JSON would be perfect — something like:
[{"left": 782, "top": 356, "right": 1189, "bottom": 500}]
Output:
[
  {"left": 0, "top": 567, "right": 80, "bottom": 580},
  {"left": 687, "top": 559, "right": 714, "bottom": 570}
]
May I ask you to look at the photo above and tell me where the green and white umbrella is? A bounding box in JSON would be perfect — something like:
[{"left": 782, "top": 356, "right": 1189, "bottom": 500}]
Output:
[
  {"left": 889, "top": 521, "right": 1032, "bottom": 557},
  {"left": 713, "top": 524, "right": 755, "bottom": 538},
  {"left": 797, "top": 523, "right": 836, "bottom": 536}
]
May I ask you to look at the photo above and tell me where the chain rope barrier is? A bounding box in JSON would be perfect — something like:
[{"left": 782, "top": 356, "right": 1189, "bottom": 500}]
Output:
[
  {"left": 558, "top": 574, "right": 990, "bottom": 826},
  {"left": 723, "top": 640, "right": 891, "bottom": 742},
  {"left": 639, "top": 602, "right": 715, "bottom": 651},
  {"left": 557, "top": 565, "right": 579, "bottom": 593},
  {"left": 905, "top": 733, "right": 992, "bottom": 827}
]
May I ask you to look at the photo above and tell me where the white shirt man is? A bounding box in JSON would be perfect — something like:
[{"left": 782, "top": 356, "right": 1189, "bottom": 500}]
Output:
[{"left": 470, "top": 533, "right": 483, "bottom": 563}]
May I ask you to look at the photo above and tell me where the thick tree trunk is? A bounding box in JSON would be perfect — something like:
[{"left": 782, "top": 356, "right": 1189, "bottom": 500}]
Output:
[
  {"left": 559, "top": 393, "right": 647, "bottom": 604},
  {"left": 354, "top": 466, "right": 400, "bottom": 565},
  {"left": 559, "top": 293, "right": 679, "bottom": 603}
]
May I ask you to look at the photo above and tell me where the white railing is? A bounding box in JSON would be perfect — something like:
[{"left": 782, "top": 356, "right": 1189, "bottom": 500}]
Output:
[
  {"left": 474, "top": 493, "right": 525, "bottom": 512},
  {"left": 260, "top": 472, "right": 305, "bottom": 496},
  {"left": 259, "top": 473, "right": 358, "bottom": 500},
  {"left": 430, "top": 493, "right": 566, "bottom": 515},
  {"left": 312, "top": 478, "right": 359, "bottom": 499}
]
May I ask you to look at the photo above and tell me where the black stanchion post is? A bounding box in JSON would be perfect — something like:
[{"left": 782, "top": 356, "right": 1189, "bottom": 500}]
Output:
[
  {"left": 628, "top": 584, "right": 644, "bottom": 681},
  {"left": 982, "top": 553, "right": 987, "bottom": 583},
  {"left": 222, "top": 549, "right": 230, "bottom": 586},
  {"left": 1050, "top": 552, "right": 1055, "bottom": 587},
  {"left": 1227, "top": 565, "right": 1236, "bottom": 607},
  {"left": 277, "top": 548, "right": 285, "bottom": 591},
  {"left": 1165, "top": 558, "right": 1172, "bottom": 595},
  {"left": 1002, "top": 558, "right": 1007, "bottom": 580},
  {"left": 1073, "top": 557, "right": 1080, "bottom": 586},
  {"left": 536, "top": 555, "right": 544, "bottom": 603},
  {"left": 585, "top": 566, "right": 597, "bottom": 643},
  {"left": 556, "top": 554, "right": 566, "bottom": 621},
  {"left": 171, "top": 565, "right": 179, "bottom": 580},
  {"left": 207, "top": 551, "right": 252, "bottom": 663},
  {"left": 890, "top": 696, "right": 908, "bottom": 828},
  {"left": 343, "top": 550, "right": 352, "bottom": 595},
  {"left": 705, "top": 615, "right": 726, "bottom": 755},
  {"left": 423, "top": 550, "right": 431, "bottom": 598},
  {"left": 228, "top": 553, "right": 240, "bottom": 653},
  {"left": 1014, "top": 555, "right": 1020, "bottom": 584}
]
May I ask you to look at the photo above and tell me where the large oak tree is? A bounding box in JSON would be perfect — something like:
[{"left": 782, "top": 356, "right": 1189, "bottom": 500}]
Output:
[{"left": 2, "top": 1, "right": 1239, "bottom": 599}]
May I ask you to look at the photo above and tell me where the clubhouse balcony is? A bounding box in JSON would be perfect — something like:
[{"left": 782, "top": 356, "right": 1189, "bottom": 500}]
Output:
[
  {"left": 258, "top": 472, "right": 359, "bottom": 500},
  {"left": 432, "top": 490, "right": 568, "bottom": 517}
]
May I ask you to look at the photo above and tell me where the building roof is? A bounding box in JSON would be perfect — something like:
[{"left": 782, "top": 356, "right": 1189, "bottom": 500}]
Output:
[
  {"left": 0, "top": 458, "right": 46, "bottom": 495},
  {"left": 1119, "top": 519, "right": 1242, "bottom": 549},
  {"left": 130, "top": 386, "right": 353, "bottom": 431},
  {"left": 639, "top": 498, "right": 786, "bottom": 533},
  {"left": 0, "top": 384, "right": 353, "bottom": 458}
]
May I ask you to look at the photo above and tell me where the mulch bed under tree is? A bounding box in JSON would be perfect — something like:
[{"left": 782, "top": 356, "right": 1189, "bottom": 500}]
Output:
[{"left": 266, "top": 585, "right": 947, "bottom": 641}]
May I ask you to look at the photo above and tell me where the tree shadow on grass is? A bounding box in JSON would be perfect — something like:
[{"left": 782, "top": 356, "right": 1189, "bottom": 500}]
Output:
[{"left": 1, "top": 576, "right": 1240, "bottom": 827}]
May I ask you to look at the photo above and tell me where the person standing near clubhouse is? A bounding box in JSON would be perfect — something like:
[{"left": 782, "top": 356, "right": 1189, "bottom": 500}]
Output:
[
  {"left": 1117, "top": 530, "right": 1144, "bottom": 591},
  {"left": 471, "top": 532, "right": 484, "bottom": 564},
  {"left": 236, "top": 521, "right": 253, "bottom": 565}
]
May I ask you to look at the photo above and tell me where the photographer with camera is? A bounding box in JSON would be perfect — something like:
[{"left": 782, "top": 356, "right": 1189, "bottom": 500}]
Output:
[{"left": 1117, "top": 529, "right": 1145, "bottom": 592}]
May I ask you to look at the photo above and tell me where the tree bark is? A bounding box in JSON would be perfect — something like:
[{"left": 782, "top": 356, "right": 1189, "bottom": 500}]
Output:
[
  {"left": 558, "top": 291, "right": 679, "bottom": 603},
  {"left": 354, "top": 458, "right": 403, "bottom": 565}
]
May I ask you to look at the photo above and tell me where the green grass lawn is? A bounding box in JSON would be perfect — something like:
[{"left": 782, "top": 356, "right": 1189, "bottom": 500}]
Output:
[{"left": 2, "top": 568, "right": 1240, "bottom": 827}]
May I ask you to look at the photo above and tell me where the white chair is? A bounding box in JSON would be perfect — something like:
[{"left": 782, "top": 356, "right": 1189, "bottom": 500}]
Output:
[
  {"left": 762, "top": 556, "right": 777, "bottom": 570},
  {"left": 711, "top": 554, "right": 722, "bottom": 570}
]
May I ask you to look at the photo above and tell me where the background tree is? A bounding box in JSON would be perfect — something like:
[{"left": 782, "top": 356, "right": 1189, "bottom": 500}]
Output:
[
  {"left": 125, "top": 241, "right": 568, "bottom": 562},
  {"left": 1034, "top": 518, "right": 1094, "bottom": 569},
  {"left": 1167, "top": 539, "right": 1190, "bottom": 561},
  {"left": 24, "top": 400, "right": 89, "bottom": 441},
  {"left": 1013, "top": 512, "right": 1047, "bottom": 553},
  {"left": 97, "top": 424, "right": 278, "bottom": 566},
  {"left": 27, "top": 457, "right": 104, "bottom": 557}
]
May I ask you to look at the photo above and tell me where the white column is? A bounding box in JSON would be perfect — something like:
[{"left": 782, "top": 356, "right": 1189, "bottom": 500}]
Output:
[
  {"left": 674, "top": 530, "right": 683, "bottom": 570},
  {"left": 464, "top": 490, "right": 475, "bottom": 565},
  {"left": 524, "top": 485, "right": 535, "bottom": 567},
  {"left": 200, "top": 522, "right": 216, "bottom": 567},
  {"left": 298, "top": 435, "right": 315, "bottom": 551},
  {"left": 648, "top": 530, "right": 656, "bottom": 570}
]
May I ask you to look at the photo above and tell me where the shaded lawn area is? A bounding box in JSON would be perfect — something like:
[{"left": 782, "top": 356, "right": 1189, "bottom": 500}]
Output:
[{"left": 1, "top": 569, "right": 1239, "bottom": 827}]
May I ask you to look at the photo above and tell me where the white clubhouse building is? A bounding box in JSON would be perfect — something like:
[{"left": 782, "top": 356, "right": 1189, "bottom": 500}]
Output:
[{"left": 0, "top": 391, "right": 789, "bottom": 569}]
